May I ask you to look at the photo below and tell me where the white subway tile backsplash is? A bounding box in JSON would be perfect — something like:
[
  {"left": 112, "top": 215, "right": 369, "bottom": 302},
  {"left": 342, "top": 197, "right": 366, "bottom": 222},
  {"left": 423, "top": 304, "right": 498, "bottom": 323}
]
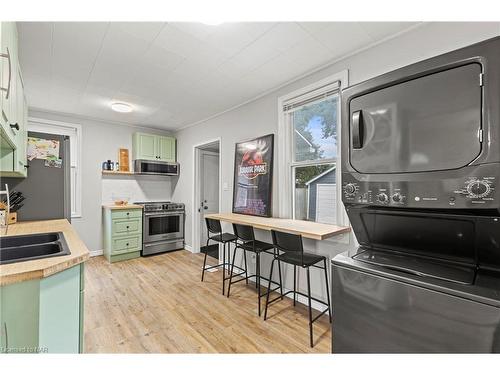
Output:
[{"left": 102, "top": 176, "right": 172, "bottom": 204}]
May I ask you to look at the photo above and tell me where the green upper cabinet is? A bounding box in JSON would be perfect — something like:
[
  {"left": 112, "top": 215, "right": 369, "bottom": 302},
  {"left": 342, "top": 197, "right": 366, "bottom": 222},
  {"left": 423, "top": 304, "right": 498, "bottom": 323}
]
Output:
[
  {"left": 0, "top": 21, "right": 28, "bottom": 178},
  {"left": 1, "top": 22, "right": 17, "bottom": 148},
  {"left": 158, "top": 135, "right": 175, "bottom": 162},
  {"left": 133, "top": 132, "right": 157, "bottom": 160},
  {"left": 133, "top": 132, "right": 176, "bottom": 163}
]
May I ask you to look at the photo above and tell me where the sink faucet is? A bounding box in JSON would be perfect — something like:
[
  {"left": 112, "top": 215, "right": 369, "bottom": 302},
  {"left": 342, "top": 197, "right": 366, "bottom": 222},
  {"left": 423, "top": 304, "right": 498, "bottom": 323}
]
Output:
[{"left": 0, "top": 184, "right": 10, "bottom": 235}]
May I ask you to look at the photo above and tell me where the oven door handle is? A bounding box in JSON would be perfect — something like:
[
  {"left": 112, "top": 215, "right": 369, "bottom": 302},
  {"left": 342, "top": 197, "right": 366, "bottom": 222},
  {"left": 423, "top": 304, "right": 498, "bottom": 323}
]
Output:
[
  {"left": 144, "top": 240, "right": 183, "bottom": 248},
  {"left": 144, "top": 211, "right": 185, "bottom": 217}
]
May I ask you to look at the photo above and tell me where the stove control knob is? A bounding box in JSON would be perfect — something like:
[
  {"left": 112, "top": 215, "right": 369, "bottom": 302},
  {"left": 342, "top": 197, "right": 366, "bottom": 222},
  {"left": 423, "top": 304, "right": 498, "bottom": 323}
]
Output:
[
  {"left": 466, "top": 180, "right": 491, "bottom": 198},
  {"left": 377, "top": 193, "right": 389, "bottom": 203},
  {"left": 392, "top": 193, "right": 403, "bottom": 203},
  {"left": 344, "top": 183, "right": 356, "bottom": 195}
]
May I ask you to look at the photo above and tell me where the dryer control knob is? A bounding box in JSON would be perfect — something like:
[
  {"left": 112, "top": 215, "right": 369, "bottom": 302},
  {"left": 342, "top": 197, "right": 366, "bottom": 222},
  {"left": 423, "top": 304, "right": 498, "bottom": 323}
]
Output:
[
  {"left": 344, "top": 183, "right": 356, "bottom": 195},
  {"left": 377, "top": 193, "right": 389, "bottom": 203},
  {"left": 466, "top": 180, "right": 491, "bottom": 198},
  {"left": 392, "top": 193, "right": 403, "bottom": 203}
]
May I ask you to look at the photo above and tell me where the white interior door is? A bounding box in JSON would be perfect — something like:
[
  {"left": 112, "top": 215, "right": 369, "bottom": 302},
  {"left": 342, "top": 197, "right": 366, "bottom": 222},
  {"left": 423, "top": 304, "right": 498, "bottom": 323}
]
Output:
[
  {"left": 316, "top": 184, "right": 336, "bottom": 224},
  {"left": 200, "top": 150, "right": 220, "bottom": 247}
]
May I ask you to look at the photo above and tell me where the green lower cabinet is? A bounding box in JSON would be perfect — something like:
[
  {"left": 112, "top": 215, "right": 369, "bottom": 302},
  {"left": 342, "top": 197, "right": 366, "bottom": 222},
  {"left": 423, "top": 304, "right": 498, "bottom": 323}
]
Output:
[
  {"left": 0, "top": 264, "right": 84, "bottom": 353},
  {"left": 103, "top": 207, "right": 143, "bottom": 263}
]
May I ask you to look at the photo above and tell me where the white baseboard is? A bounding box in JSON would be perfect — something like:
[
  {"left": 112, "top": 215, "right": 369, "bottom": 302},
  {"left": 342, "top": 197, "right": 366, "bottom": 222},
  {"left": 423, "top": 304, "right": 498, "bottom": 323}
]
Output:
[
  {"left": 90, "top": 249, "right": 103, "bottom": 257},
  {"left": 184, "top": 244, "right": 193, "bottom": 252}
]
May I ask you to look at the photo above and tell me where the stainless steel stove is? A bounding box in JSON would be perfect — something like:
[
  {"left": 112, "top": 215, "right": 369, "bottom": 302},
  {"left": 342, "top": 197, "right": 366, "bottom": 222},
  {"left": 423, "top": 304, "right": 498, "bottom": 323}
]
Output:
[{"left": 134, "top": 201, "right": 185, "bottom": 256}]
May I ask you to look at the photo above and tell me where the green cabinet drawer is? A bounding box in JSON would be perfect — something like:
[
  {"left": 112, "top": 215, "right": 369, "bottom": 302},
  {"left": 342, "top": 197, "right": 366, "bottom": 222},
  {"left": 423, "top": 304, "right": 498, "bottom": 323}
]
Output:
[
  {"left": 103, "top": 207, "right": 143, "bottom": 263},
  {"left": 111, "top": 235, "right": 142, "bottom": 253},
  {"left": 112, "top": 218, "right": 142, "bottom": 236},
  {"left": 111, "top": 209, "right": 142, "bottom": 220}
]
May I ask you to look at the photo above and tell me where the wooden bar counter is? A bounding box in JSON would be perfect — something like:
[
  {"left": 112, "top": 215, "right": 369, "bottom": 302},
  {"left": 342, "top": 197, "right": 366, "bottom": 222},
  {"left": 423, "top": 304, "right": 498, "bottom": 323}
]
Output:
[{"left": 205, "top": 213, "right": 350, "bottom": 240}]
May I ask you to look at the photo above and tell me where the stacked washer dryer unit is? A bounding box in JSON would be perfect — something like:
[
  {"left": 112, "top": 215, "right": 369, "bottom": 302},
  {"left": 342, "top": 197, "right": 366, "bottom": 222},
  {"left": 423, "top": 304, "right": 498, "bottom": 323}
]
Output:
[{"left": 332, "top": 37, "right": 500, "bottom": 353}]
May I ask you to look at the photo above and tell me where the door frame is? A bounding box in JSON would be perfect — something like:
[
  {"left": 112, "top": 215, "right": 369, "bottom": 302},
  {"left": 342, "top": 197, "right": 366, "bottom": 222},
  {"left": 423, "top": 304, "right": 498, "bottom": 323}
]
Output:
[{"left": 192, "top": 137, "right": 222, "bottom": 255}]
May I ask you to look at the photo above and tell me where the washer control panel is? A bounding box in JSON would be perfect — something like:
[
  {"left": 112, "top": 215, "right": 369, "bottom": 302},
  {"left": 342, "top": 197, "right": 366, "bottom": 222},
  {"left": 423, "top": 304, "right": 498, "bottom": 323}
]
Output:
[{"left": 342, "top": 172, "right": 497, "bottom": 209}]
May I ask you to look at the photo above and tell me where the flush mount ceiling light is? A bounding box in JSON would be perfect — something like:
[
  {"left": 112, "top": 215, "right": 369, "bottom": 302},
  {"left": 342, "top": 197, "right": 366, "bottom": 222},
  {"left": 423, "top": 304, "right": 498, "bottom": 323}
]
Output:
[{"left": 111, "top": 102, "right": 133, "bottom": 113}]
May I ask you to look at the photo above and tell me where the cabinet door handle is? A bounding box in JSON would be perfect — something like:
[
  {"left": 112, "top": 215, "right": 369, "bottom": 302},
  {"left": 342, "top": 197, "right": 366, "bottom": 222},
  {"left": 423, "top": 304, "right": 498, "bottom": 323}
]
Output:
[
  {"left": 126, "top": 212, "right": 130, "bottom": 216},
  {"left": 126, "top": 243, "right": 129, "bottom": 246},
  {"left": 0, "top": 47, "right": 12, "bottom": 99},
  {"left": 126, "top": 225, "right": 129, "bottom": 229},
  {"left": 10, "top": 123, "right": 19, "bottom": 131}
]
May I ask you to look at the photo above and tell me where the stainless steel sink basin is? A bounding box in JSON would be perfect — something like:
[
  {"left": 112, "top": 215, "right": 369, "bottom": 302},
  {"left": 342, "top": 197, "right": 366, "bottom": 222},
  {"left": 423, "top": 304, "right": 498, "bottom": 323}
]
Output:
[{"left": 0, "top": 232, "right": 70, "bottom": 264}]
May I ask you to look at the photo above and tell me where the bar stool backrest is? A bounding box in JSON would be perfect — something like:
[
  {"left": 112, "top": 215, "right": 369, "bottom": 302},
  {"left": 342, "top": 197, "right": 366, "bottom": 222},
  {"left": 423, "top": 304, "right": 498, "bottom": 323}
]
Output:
[
  {"left": 271, "top": 230, "right": 304, "bottom": 260},
  {"left": 232, "top": 223, "right": 255, "bottom": 242},
  {"left": 205, "top": 218, "right": 222, "bottom": 235}
]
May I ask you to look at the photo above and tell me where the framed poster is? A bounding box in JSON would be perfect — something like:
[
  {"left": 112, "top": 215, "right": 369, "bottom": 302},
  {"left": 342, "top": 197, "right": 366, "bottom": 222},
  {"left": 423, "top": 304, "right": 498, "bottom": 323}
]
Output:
[{"left": 232, "top": 134, "right": 274, "bottom": 217}]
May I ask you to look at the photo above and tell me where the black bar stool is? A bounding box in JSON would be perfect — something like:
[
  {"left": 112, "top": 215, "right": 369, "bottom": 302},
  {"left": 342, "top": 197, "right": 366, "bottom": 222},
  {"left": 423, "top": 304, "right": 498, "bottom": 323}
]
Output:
[
  {"left": 201, "top": 218, "right": 239, "bottom": 295},
  {"left": 227, "top": 223, "right": 283, "bottom": 316},
  {"left": 264, "top": 230, "right": 331, "bottom": 348}
]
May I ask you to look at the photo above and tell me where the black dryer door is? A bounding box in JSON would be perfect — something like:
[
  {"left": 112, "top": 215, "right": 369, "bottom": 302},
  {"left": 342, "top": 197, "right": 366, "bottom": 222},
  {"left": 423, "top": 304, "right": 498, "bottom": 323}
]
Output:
[{"left": 349, "top": 63, "right": 482, "bottom": 174}]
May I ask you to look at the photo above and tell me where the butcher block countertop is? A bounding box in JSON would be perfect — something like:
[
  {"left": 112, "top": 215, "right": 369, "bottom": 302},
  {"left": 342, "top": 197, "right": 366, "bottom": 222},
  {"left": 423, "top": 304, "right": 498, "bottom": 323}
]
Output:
[
  {"left": 0, "top": 219, "right": 90, "bottom": 286},
  {"left": 205, "top": 213, "right": 350, "bottom": 241}
]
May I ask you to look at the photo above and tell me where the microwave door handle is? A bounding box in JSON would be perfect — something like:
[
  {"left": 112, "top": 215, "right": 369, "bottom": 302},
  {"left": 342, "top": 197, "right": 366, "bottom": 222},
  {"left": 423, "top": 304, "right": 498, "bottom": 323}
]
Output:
[{"left": 352, "top": 110, "right": 364, "bottom": 149}]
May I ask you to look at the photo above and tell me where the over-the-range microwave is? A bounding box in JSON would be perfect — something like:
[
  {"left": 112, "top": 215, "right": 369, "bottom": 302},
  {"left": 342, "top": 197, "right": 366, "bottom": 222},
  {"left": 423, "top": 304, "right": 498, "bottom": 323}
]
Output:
[{"left": 134, "top": 159, "right": 179, "bottom": 176}]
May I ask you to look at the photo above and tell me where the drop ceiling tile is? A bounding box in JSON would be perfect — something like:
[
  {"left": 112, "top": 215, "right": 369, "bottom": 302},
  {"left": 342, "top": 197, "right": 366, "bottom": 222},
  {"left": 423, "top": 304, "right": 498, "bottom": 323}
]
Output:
[
  {"left": 153, "top": 24, "right": 205, "bottom": 58},
  {"left": 110, "top": 22, "right": 165, "bottom": 42},
  {"left": 278, "top": 35, "right": 334, "bottom": 72},
  {"left": 169, "top": 22, "right": 218, "bottom": 41},
  {"left": 203, "top": 22, "right": 276, "bottom": 58},
  {"left": 358, "top": 22, "right": 419, "bottom": 42},
  {"left": 142, "top": 45, "right": 185, "bottom": 72},
  {"left": 22, "top": 73, "right": 52, "bottom": 109},
  {"left": 87, "top": 37, "right": 151, "bottom": 93},
  {"left": 223, "top": 23, "right": 309, "bottom": 73},
  {"left": 48, "top": 86, "right": 81, "bottom": 113},
  {"left": 242, "top": 52, "right": 304, "bottom": 90},
  {"left": 52, "top": 22, "right": 109, "bottom": 90},
  {"left": 310, "top": 23, "right": 374, "bottom": 58},
  {"left": 17, "top": 22, "right": 53, "bottom": 78},
  {"left": 298, "top": 22, "right": 332, "bottom": 36}
]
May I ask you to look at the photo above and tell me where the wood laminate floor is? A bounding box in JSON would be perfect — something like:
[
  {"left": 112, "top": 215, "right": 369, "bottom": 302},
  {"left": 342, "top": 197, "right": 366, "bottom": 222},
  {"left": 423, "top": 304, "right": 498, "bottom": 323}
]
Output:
[{"left": 84, "top": 250, "right": 332, "bottom": 353}]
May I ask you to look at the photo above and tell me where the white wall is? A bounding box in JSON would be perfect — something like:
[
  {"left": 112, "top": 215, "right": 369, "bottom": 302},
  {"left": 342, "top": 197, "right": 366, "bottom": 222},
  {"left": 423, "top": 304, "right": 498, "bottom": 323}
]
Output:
[
  {"left": 28, "top": 110, "right": 173, "bottom": 252},
  {"left": 172, "top": 22, "right": 500, "bottom": 304}
]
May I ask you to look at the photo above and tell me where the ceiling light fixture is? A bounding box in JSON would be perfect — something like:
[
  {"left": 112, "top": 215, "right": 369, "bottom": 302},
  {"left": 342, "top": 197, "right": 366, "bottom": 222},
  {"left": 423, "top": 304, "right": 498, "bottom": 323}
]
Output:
[{"left": 111, "top": 102, "right": 133, "bottom": 113}]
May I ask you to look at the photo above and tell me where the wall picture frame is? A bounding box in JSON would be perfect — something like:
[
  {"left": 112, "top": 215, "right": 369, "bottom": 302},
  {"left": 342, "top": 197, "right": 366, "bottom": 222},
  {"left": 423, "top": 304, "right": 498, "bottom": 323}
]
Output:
[{"left": 232, "top": 134, "right": 274, "bottom": 217}]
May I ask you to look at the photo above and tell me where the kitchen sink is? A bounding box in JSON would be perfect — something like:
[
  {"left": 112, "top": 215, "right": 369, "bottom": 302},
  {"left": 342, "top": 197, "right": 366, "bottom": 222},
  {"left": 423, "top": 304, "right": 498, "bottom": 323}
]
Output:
[{"left": 0, "top": 232, "right": 71, "bottom": 265}]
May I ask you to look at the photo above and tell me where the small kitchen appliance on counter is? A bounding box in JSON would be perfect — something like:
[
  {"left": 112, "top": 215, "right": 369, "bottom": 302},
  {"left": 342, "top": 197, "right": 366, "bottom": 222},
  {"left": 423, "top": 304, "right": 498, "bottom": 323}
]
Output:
[
  {"left": 134, "top": 201, "right": 185, "bottom": 256},
  {"left": 333, "top": 36, "right": 500, "bottom": 353}
]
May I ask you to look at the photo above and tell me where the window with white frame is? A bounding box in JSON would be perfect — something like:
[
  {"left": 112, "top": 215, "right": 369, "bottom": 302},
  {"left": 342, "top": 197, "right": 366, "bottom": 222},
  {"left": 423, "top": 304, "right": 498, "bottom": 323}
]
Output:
[
  {"left": 278, "top": 72, "right": 347, "bottom": 225},
  {"left": 28, "top": 118, "right": 82, "bottom": 218}
]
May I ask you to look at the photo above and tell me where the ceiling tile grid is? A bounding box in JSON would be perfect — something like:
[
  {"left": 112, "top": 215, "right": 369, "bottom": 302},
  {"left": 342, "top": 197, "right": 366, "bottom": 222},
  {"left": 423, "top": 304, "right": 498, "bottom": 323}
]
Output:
[{"left": 17, "top": 22, "right": 420, "bottom": 130}]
